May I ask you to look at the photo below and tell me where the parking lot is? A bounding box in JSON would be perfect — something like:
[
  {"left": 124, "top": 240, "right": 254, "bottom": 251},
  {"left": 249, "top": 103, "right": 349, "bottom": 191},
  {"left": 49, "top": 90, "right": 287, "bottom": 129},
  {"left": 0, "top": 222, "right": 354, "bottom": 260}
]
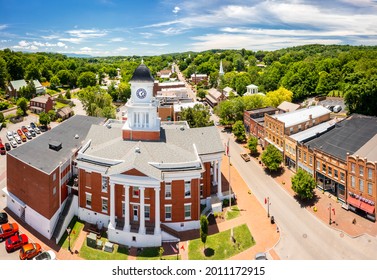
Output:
[{"left": 317, "top": 97, "right": 346, "bottom": 114}]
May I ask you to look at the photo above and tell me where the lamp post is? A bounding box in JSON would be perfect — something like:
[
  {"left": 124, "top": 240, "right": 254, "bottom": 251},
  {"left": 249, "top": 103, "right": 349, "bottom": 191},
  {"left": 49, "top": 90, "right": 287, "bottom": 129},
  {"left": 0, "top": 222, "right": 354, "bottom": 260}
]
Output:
[
  {"left": 266, "top": 197, "right": 271, "bottom": 218},
  {"left": 176, "top": 242, "right": 179, "bottom": 260},
  {"left": 329, "top": 203, "right": 332, "bottom": 225},
  {"left": 67, "top": 227, "right": 72, "bottom": 253}
]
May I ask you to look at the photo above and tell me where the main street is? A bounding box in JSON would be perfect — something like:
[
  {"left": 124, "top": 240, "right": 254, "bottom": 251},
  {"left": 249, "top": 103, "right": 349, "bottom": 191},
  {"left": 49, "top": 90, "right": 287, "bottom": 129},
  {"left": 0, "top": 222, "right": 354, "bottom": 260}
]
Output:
[{"left": 218, "top": 130, "right": 377, "bottom": 260}]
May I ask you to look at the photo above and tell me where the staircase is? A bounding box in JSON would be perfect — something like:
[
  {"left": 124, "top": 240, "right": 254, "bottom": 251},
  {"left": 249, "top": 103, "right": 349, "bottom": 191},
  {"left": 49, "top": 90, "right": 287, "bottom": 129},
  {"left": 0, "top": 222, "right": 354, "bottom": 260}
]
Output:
[{"left": 52, "top": 194, "right": 74, "bottom": 240}]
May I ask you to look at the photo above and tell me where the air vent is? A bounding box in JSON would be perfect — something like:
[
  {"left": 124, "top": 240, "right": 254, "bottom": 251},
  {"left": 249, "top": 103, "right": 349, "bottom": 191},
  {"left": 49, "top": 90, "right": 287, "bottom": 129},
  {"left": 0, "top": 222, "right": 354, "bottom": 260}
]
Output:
[
  {"left": 74, "top": 134, "right": 79, "bottom": 139},
  {"left": 49, "top": 141, "right": 62, "bottom": 151},
  {"left": 135, "top": 147, "right": 141, "bottom": 153},
  {"left": 180, "top": 126, "right": 185, "bottom": 131}
]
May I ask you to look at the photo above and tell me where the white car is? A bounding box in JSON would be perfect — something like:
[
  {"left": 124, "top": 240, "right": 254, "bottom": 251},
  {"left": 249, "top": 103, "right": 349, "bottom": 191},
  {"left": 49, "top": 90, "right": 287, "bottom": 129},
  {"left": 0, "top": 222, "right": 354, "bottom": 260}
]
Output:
[
  {"left": 34, "top": 127, "right": 41, "bottom": 134},
  {"left": 6, "top": 131, "right": 13, "bottom": 141},
  {"left": 33, "top": 250, "right": 56, "bottom": 260},
  {"left": 14, "top": 135, "right": 22, "bottom": 144},
  {"left": 10, "top": 140, "right": 17, "bottom": 148}
]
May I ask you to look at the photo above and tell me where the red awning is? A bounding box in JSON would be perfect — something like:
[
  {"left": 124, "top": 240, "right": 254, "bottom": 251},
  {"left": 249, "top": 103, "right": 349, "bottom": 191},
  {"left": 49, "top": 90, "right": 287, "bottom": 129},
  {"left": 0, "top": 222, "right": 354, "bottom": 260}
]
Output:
[{"left": 347, "top": 196, "right": 375, "bottom": 214}]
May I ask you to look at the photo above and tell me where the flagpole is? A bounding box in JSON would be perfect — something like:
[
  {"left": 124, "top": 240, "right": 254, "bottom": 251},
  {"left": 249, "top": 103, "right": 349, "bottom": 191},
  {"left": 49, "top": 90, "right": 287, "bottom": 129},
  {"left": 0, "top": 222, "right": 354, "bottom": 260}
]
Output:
[{"left": 227, "top": 138, "right": 233, "bottom": 240}]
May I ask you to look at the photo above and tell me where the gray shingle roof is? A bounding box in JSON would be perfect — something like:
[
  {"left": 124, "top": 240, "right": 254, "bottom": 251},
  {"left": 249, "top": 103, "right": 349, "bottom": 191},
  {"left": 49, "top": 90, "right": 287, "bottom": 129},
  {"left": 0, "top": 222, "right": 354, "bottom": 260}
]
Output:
[{"left": 8, "top": 115, "right": 105, "bottom": 174}]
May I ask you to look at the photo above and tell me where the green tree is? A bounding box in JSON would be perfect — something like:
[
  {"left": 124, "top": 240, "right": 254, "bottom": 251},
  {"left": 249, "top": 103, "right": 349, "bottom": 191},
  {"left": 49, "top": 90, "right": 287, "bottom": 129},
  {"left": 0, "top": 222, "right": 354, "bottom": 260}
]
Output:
[
  {"left": 291, "top": 169, "right": 316, "bottom": 200},
  {"left": 247, "top": 136, "right": 258, "bottom": 155},
  {"left": 0, "top": 112, "right": 4, "bottom": 123},
  {"left": 118, "top": 82, "right": 131, "bottom": 102},
  {"left": 39, "top": 112, "right": 51, "bottom": 126},
  {"left": 0, "top": 57, "right": 8, "bottom": 89},
  {"left": 16, "top": 97, "right": 28, "bottom": 115},
  {"left": 7, "top": 55, "right": 25, "bottom": 80},
  {"left": 50, "top": 75, "right": 60, "bottom": 90},
  {"left": 48, "top": 109, "right": 57, "bottom": 121},
  {"left": 196, "top": 89, "right": 207, "bottom": 100},
  {"left": 78, "top": 86, "right": 116, "bottom": 118},
  {"left": 200, "top": 215, "right": 208, "bottom": 249},
  {"left": 261, "top": 144, "right": 283, "bottom": 172},
  {"left": 77, "top": 71, "right": 97, "bottom": 88},
  {"left": 264, "top": 86, "right": 293, "bottom": 107},
  {"left": 65, "top": 89, "right": 71, "bottom": 99},
  {"left": 25, "top": 64, "right": 41, "bottom": 81},
  {"left": 180, "top": 104, "right": 213, "bottom": 128},
  {"left": 232, "top": 120, "right": 246, "bottom": 142}
]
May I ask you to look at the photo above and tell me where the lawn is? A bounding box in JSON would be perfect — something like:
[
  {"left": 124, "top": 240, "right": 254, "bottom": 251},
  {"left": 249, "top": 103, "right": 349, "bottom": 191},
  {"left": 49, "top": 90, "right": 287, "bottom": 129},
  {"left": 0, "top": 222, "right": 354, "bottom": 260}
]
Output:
[
  {"left": 226, "top": 206, "right": 241, "bottom": 220},
  {"left": 188, "top": 224, "right": 255, "bottom": 260},
  {"left": 137, "top": 247, "right": 181, "bottom": 260},
  {"left": 79, "top": 240, "right": 128, "bottom": 260},
  {"left": 55, "top": 101, "right": 69, "bottom": 109},
  {"left": 58, "top": 217, "right": 84, "bottom": 250}
]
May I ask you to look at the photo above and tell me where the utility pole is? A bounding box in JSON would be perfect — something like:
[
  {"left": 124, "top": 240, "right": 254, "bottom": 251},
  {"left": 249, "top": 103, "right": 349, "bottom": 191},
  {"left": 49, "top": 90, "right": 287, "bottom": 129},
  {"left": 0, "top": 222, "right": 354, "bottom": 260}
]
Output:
[{"left": 329, "top": 202, "right": 332, "bottom": 225}]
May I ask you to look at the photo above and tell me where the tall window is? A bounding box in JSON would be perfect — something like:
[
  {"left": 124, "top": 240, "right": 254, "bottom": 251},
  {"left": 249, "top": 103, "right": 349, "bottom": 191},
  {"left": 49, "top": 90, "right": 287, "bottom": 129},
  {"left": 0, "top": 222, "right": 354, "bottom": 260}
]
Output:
[
  {"left": 101, "top": 198, "right": 108, "bottom": 213},
  {"left": 165, "top": 205, "right": 172, "bottom": 221},
  {"left": 340, "top": 172, "right": 345, "bottom": 182},
  {"left": 122, "top": 202, "right": 125, "bottom": 217},
  {"left": 368, "top": 168, "right": 373, "bottom": 179},
  {"left": 351, "top": 163, "right": 355, "bottom": 173},
  {"left": 165, "top": 183, "right": 172, "bottom": 199},
  {"left": 184, "top": 204, "right": 191, "bottom": 220},
  {"left": 316, "top": 160, "right": 320, "bottom": 170},
  {"left": 359, "top": 179, "right": 364, "bottom": 192},
  {"left": 322, "top": 163, "right": 326, "bottom": 173},
  {"left": 101, "top": 176, "right": 108, "bottom": 193},
  {"left": 334, "top": 169, "right": 338, "bottom": 180},
  {"left": 298, "top": 150, "right": 302, "bottom": 160},
  {"left": 184, "top": 181, "right": 191, "bottom": 198},
  {"left": 328, "top": 166, "right": 332, "bottom": 177},
  {"left": 145, "top": 205, "right": 150, "bottom": 220},
  {"left": 303, "top": 153, "right": 307, "bottom": 163},
  {"left": 85, "top": 193, "right": 92, "bottom": 208},
  {"left": 368, "top": 183, "right": 373, "bottom": 195},
  {"left": 351, "top": 176, "right": 355, "bottom": 188},
  {"left": 309, "top": 156, "right": 313, "bottom": 166},
  {"left": 359, "top": 167, "right": 364, "bottom": 177},
  {"left": 133, "top": 186, "right": 139, "bottom": 198},
  {"left": 200, "top": 183, "right": 204, "bottom": 198}
]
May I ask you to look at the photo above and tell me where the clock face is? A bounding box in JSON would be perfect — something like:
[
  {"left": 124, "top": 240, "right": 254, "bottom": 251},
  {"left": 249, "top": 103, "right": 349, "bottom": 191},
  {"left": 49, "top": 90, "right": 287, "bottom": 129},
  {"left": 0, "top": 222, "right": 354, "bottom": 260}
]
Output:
[{"left": 136, "top": 88, "right": 147, "bottom": 99}]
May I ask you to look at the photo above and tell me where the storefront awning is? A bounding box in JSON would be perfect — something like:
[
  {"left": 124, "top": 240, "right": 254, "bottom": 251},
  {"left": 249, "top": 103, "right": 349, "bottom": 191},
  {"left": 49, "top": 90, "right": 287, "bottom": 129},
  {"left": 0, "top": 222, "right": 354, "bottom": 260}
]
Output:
[{"left": 347, "top": 196, "right": 375, "bottom": 214}]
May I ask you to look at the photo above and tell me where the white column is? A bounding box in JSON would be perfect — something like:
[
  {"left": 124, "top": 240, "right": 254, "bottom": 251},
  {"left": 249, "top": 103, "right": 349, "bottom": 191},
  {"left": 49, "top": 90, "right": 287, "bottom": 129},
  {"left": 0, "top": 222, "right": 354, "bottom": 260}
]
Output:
[
  {"left": 217, "top": 159, "right": 222, "bottom": 197},
  {"left": 123, "top": 185, "right": 130, "bottom": 231},
  {"left": 154, "top": 187, "right": 161, "bottom": 234},
  {"left": 109, "top": 183, "right": 116, "bottom": 228},
  {"left": 139, "top": 187, "right": 146, "bottom": 234},
  {"left": 213, "top": 161, "right": 218, "bottom": 185}
]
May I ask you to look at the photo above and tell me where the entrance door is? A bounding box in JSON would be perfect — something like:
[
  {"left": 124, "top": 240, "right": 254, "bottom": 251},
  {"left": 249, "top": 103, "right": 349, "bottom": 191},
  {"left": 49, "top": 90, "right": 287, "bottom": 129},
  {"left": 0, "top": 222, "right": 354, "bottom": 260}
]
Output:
[{"left": 133, "top": 205, "right": 138, "bottom": 222}]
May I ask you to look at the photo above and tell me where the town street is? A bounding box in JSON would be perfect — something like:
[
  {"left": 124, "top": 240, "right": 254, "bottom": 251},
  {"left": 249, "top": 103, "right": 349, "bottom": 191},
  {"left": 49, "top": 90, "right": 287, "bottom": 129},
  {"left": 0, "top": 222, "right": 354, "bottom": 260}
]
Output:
[{"left": 219, "top": 131, "right": 377, "bottom": 259}]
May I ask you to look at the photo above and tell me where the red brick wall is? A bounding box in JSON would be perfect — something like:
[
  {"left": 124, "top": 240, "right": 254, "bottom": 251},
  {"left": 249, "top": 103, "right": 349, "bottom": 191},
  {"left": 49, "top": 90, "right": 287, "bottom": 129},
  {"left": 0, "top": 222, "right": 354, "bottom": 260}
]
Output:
[
  {"left": 7, "top": 155, "right": 59, "bottom": 219},
  {"left": 122, "top": 130, "right": 160, "bottom": 141}
]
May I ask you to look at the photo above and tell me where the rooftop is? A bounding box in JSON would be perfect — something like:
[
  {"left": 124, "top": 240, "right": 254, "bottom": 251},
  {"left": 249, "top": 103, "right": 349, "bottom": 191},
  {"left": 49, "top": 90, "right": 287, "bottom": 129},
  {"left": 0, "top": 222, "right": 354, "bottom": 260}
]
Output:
[
  {"left": 130, "top": 64, "right": 154, "bottom": 83},
  {"left": 8, "top": 115, "right": 105, "bottom": 174},
  {"left": 273, "top": 106, "right": 331, "bottom": 127},
  {"left": 305, "top": 114, "right": 377, "bottom": 161},
  {"left": 30, "top": 94, "right": 51, "bottom": 103},
  {"left": 246, "top": 106, "right": 277, "bottom": 115},
  {"left": 277, "top": 101, "right": 300, "bottom": 113},
  {"left": 352, "top": 134, "right": 377, "bottom": 162},
  {"left": 290, "top": 119, "right": 337, "bottom": 143}
]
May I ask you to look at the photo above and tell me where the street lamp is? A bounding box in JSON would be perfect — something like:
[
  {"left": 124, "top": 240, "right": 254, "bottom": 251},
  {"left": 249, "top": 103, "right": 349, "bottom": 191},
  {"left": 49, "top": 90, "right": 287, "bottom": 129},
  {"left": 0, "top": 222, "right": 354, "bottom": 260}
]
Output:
[
  {"left": 66, "top": 227, "right": 72, "bottom": 254},
  {"left": 176, "top": 242, "right": 179, "bottom": 260},
  {"left": 329, "top": 203, "right": 332, "bottom": 225},
  {"left": 265, "top": 197, "right": 271, "bottom": 218}
]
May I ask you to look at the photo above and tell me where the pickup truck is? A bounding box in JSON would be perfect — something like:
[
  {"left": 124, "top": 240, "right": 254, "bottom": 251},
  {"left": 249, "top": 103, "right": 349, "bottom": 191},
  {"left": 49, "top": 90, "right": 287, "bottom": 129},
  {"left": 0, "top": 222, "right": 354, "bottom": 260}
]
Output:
[{"left": 240, "top": 153, "right": 250, "bottom": 162}]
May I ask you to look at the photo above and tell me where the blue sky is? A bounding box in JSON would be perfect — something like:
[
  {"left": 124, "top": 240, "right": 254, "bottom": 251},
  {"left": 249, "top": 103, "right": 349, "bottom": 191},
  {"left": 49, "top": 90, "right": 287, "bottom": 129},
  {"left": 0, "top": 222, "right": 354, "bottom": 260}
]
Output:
[{"left": 1, "top": 0, "right": 377, "bottom": 56}]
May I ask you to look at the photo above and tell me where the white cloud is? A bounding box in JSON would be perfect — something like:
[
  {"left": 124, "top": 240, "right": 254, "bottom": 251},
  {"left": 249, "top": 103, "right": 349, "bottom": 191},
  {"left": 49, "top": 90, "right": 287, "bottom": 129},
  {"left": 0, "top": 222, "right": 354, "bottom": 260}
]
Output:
[
  {"left": 41, "top": 35, "right": 59, "bottom": 40},
  {"left": 140, "top": 32, "right": 153, "bottom": 38},
  {"left": 173, "top": 6, "right": 181, "bottom": 14},
  {"left": 0, "top": 24, "right": 8, "bottom": 30},
  {"left": 110, "top": 37, "right": 124, "bottom": 42},
  {"left": 58, "top": 37, "right": 83, "bottom": 44},
  {"left": 80, "top": 47, "right": 93, "bottom": 52},
  {"left": 12, "top": 40, "right": 67, "bottom": 50},
  {"left": 67, "top": 29, "right": 107, "bottom": 38},
  {"left": 139, "top": 42, "right": 168, "bottom": 47}
]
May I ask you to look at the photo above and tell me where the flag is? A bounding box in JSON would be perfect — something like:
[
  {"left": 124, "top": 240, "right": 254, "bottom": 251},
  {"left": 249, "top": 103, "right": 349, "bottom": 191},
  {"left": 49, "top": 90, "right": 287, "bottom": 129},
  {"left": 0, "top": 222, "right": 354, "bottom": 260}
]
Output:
[
  {"left": 265, "top": 198, "right": 267, "bottom": 204},
  {"left": 171, "top": 244, "right": 178, "bottom": 254},
  {"left": 225, "top": 139, "right": 230, "bottom": 156},
  {"left": 332, "top": 208, "right": 335, "bottom": 215}
]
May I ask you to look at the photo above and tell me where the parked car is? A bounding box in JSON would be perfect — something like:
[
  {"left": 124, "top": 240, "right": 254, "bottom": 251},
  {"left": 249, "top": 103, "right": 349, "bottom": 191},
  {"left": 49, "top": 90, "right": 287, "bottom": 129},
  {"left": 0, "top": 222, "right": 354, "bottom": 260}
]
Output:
[
  {"left": 240, "top": 153, "right": 251, "bottom": 162},
  {"left": 21, "top": 134, "right": 26, "bottom": 142},
  {"left": 33, "top": 250, "right": 56, "bottom": 260},
  {"left": 17, "top": 129, "right": 23, "bottom": 136},
  {"left": 14, "top": 135, "right": 21, "bottom": 144},
  {"left": 29, "top": 129, "right": 36, "bottom": 137},
  {"left": 5, "top": 143, "right": 11, "bottom": 151},
  {"left": 12, "top": 131, "right": 18, "bottom": 137},
  {"left": 25, "top": 132, "right": 32, "bottom": 139},
  {"left": 10, "top": 140, "right": 17, "bottom": 148},
  {"left": 19, "top": 243, "right": 42, "bottom": 260},
  {"left": 325, "top": 105, "right": 334, "bottom": 111},
  {"left": 0, "top": 223, "right": 19, "bottom": 241},
  {"left": 255, "top": 252, "right": 268, "bottom": 260},
  {"left": 333, "top": 105, "right": 342, "bottom": 113},
  {"left": 0, "top": 212, "right": 8, "bottom": 224},
  {"left": 0, "top": 139, "right": 5, "bottom": 155},
  {"left": 21, "top": 126, "right": 28, "bottom": 133},
  {"left": 5, "top": 234, "right": 28, "bottom": 252},
  {"left": 6, "top": 131, "right": 13, "bottom": 141},
  {"left": 34, "top": 127, "right": 41, "bottom": 134},
  {"left": 30, "top": 122, "right": 36, "bottom": 129}
]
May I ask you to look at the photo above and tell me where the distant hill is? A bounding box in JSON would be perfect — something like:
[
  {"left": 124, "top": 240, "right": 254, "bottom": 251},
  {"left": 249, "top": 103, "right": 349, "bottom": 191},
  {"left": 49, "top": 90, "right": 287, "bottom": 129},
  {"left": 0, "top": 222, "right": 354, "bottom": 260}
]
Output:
[{"left": 62, "top": 53, "right": 92, "bottom": 58}]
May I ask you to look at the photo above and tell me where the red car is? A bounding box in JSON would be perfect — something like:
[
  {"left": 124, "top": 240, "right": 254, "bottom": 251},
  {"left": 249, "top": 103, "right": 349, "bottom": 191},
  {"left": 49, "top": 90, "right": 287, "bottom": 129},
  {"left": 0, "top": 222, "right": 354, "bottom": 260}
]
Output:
[
  {"left": 17, "top": 129, "right": 23, "bottom": 136},
  {"left": 5, "top": 234, "right": 28, "bottom": 252},
  {"left": 19, "top": 243, "right": 42, "bottom": 260},
  {"left": 0, "top": 223, "right": 19, "bottom": 241}
]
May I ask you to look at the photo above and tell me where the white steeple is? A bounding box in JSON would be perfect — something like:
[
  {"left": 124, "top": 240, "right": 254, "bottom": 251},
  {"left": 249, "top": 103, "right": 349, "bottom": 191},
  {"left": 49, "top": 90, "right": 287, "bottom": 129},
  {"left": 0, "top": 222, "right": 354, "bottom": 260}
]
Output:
[{"left": 219, "top": 60, "right": 224, "bottom": 76}]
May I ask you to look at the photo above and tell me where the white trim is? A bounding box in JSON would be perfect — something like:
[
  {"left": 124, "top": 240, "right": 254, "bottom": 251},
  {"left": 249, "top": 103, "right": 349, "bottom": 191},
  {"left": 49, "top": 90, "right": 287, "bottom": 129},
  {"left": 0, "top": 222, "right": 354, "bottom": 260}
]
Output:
[
  {"left": 163, "top": 170, "right": 201, "bottom": 182},
  {"left": 164, "top": 204, "right": 172, "bottom": 221},
  {"left": 85, "top": 192, "right": 92, "bottom": 209},
  {"left": 184, "top": 203, "right": 192, "bottom": 220},
  {"left": 110, "top": 174, "right": 160, "bottom": 187}
]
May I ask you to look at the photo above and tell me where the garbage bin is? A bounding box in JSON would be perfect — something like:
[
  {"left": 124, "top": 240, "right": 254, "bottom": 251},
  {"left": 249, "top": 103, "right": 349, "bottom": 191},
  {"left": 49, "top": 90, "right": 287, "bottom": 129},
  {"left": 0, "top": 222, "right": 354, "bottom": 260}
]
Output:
[{"left": 270, "top": 216, "right": 275, "bottom": 224}]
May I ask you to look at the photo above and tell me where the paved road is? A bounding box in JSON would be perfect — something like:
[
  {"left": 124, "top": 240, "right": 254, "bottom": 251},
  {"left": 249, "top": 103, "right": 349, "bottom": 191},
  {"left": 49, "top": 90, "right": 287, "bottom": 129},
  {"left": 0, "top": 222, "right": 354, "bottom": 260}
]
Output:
[
  {"left": 174, "top": 65, "right": 197, "bottom": 101},
  {"left": 218, "top": 130, "right": 377, "bottom": 260}
]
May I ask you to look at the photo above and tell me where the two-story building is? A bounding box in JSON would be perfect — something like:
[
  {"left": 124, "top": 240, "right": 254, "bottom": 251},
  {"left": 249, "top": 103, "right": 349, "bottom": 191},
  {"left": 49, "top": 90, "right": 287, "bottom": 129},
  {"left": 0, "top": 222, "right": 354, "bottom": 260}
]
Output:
[{"left": 29, "top": 94, "right": 54, "bottom": 113}]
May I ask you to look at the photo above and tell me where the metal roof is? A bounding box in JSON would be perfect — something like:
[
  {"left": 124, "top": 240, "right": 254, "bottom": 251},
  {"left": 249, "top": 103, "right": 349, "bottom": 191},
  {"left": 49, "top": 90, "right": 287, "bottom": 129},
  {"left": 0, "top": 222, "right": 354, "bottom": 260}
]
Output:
[
  {"left": 290, "top": 120, "right": 336, "bottom": 143},
  {"left": 273, "top": 106, "right": 331, "bottom": 128}
]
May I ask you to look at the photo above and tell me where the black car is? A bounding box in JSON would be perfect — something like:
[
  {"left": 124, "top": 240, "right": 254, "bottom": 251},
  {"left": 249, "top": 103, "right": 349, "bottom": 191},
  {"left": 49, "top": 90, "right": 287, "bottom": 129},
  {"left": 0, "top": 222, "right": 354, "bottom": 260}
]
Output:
[
  {"left": 0, "top": 212, "right": 8, "bottom": 224},
  {"left": 5, "top": 143, "right": 11, "bottom": 151},
  {"left": 29, "top": 129, "right": 36, "bottom": 137}
]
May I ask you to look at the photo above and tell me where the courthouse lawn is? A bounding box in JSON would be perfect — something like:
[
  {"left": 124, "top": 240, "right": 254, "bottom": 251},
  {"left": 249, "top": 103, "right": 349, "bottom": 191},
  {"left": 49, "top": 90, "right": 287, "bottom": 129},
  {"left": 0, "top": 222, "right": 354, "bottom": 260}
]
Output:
[
  {"left": 188, "top": 224, "right": 255, "bottom": 260},
  {"left": 59, "top": 217, "right": 84, "bottom": 249},
  {"left": 137, "top": 247, "right": 181, "bottom": 260},
  {"left": 226, "top": 206, "right": 241, "bottom": 220},
  {"left": 79, "top": 241, "right": 128, "bottom": 260}
]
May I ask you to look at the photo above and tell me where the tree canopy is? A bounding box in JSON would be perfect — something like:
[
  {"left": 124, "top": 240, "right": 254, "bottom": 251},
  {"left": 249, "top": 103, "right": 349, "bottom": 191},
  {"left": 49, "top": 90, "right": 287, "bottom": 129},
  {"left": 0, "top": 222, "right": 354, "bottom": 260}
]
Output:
[
  {"left": 180, "top": 104, "right": 213, "bottom": 128},
  {"left": 261, "top": 144, "right": 283, "bottom": 172},
  {"left": 291, "top": 169, "right": 316, "bottom": 200},
  {"left": 232, "top": 120, "right": 246, "bottom": 142},
  {"left": 78, "top": 86, "right": 116, "bottom": 119}
]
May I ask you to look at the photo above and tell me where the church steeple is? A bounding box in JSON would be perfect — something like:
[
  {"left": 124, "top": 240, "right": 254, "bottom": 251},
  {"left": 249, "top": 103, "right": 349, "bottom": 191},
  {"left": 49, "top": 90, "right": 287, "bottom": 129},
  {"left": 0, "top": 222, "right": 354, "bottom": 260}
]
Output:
[{"left": 219, "top": 60, "right": 224, "bottom": 76}]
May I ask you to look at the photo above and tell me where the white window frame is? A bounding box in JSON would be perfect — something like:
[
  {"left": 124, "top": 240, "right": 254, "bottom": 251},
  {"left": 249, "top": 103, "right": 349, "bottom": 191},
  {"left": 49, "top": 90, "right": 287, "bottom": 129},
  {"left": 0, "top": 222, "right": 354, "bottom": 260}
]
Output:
[
  {"left": 101, "top": 197, "right": 108, "bottom": 213},
  {"left": 165, "top": 205, "right": 172, "bottom": 221},
  {"left": 359, "top": 179, "right": 364, "bottom": 192},
  {"left": 122, "top": 202, "right": 125, "bottom": 217},
  {"left": 184, "top": 203, "right": 191, "bottom": 220},
  {"left": 351, "top": 176, "right": 355, "bottom": 188},
  {"left": 184, "top": 181, "right": 191, "bottom": 198},
  {"left": 200, "top": 182, "right": 204, "bottom": 198},
  {"left": 368, "top": 182, "right": 373, "bottom": 195},
  {"left": 351, "top": 163, "right": 355, "bottom": 173},
  {"left": 101, "top": 176, "right": 108, "bottom": 193},
  {"left": 145, "top": 205, "right": 150, "bottom": 221},
  {"left": 368, "top": 168, "right": 373, "bottom": 180},
  {"left": 165, "top": 183, "right": 172, "bottom": 199},
  {"left": 132, "top": 186, "right": 139, "bottom": 198},
  {"left": 85, "top": 193, "right": 92, "bottom": 208},
  {"left": 359, "top": 167, "right": 364, "bottom": 177}
]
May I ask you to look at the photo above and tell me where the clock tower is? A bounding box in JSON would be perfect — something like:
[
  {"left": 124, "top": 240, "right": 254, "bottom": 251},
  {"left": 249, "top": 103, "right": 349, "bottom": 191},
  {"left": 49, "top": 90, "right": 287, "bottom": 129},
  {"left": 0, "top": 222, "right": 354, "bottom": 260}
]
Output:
[{"left": 122, "top": 63, "right": 161, "bottom": 141}]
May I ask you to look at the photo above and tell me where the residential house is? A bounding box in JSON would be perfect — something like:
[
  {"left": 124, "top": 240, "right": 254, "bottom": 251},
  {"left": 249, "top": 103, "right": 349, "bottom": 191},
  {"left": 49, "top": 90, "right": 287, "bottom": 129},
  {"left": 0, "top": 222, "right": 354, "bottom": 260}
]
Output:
[
  {"left": 6, "top": 79, "right": 45, "bottom": 98},
  {"left": 29, "top": 94, "right": 53, "bottom": 113},
  {"left": 205, "top": 88, "right": 223, "bottom": 108}
]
